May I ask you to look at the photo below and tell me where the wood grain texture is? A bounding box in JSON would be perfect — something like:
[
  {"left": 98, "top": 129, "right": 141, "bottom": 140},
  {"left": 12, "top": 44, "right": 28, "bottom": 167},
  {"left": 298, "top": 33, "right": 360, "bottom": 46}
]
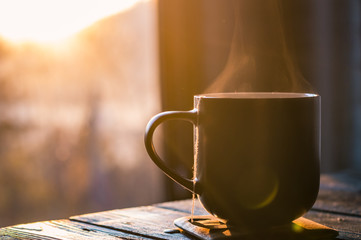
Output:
[
  {"left": 304, "top": 211, "right": 361, "bottom": 240},
  {"left": 0, "top": 219, "right": 152, "bottom": 239},
  {"left": 154, "top": 199, "right": 208, "bottom": 215},
  {"left": 71, "top": 206, "right": 195, "bottom": 239},
  {"left": 313, "top": 171, "right": 361, "bottom": 216},
  {"left": 0, "top": 172, "right": 360, "bottom": 240},
  {"left": 174, "top": 215, "right": 338, "bottom": 240}
]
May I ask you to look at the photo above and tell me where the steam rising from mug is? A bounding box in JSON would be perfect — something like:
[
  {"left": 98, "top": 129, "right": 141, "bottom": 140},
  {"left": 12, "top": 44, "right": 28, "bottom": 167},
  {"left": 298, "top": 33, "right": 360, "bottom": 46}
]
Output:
[{"left": 205, "top": 0, "right": 313, "bottom": 94}]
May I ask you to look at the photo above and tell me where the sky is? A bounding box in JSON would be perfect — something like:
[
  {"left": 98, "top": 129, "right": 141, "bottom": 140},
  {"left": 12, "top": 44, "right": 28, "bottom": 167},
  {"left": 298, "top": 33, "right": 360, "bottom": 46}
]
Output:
[{"left": 0, "top": 0, "right": 142, "bottom": 43}]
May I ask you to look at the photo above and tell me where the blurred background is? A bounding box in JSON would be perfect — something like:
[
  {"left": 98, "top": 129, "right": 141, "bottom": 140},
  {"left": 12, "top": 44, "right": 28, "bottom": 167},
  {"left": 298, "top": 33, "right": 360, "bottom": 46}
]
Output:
[
  {"left": 0, "top": 0, "right": 163, "bottom": 227},
  {"left": 0, "top": 0, "right": 360, "bottom": 227}
]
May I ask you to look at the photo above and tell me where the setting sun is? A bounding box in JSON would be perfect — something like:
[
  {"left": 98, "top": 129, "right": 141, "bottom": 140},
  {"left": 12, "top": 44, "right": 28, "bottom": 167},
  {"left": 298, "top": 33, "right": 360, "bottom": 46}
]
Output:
[{"left": 0, "top": 0, "right": 142, "bottom": 43}]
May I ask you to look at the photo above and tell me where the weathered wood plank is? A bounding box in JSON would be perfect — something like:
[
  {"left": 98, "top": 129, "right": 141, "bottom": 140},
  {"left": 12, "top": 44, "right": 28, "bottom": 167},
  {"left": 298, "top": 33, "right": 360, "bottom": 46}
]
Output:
[
  {"left": 0, "top": 219, "right": 153, "bottom": 240},
  {"left": 71, "top": 206, "right": 195, "bottom": 239},
  {"left": 154, "top": 199, "right": 207, "bottom": 215},
  {"left": 156, "top": 200, "right": 341, "bottom": 238},
  {"left": 1, "top": 172, "right": 360, "bottom": 240},
  {"left": 155, "top": 199, "right": 361, "bottom": 239},
  {"left": 313, "top": 172, "right": 361, "bottom": 216},
  {"left": 305, "top": 210, "right": 361, "bottom": 240},
  {"left": 174, "top": 215, "right": 338, "bottom": 240}
]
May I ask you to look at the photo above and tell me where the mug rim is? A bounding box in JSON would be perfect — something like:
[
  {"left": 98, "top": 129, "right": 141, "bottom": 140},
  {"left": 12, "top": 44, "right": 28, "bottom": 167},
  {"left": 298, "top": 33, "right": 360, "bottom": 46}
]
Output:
[{"left": 195, "top": 92, "right": 319, "bottom": 99}]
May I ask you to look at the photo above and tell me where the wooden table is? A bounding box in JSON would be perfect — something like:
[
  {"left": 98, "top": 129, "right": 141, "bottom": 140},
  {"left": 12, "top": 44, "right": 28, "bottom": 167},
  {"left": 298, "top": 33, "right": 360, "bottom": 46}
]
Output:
[{"left": 0, "top": 171, "right": 360, "bottom": 240}]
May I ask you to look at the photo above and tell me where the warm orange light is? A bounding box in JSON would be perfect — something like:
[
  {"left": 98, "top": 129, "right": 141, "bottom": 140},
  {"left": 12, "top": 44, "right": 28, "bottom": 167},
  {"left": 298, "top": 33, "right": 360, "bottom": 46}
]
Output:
[{"left": 0, "top": 0, "right": 142, "bottom": 43}]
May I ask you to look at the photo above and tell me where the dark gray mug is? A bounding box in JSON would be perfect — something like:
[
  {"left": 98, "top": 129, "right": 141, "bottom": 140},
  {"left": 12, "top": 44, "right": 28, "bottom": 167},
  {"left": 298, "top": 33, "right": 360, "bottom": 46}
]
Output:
[{"left": 145, "top": 92, "right": 320, "bottom": 228}]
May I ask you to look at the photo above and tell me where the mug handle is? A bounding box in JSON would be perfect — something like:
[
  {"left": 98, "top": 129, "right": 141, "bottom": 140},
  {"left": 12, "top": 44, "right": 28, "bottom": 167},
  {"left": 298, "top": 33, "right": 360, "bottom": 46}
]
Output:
[{"left": 144, "top": 109, "right": 201, "bottom": 194}]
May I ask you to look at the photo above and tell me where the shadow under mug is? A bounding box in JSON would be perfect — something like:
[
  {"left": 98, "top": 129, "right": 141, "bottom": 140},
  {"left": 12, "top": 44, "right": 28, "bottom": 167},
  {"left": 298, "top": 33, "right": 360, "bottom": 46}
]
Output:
[{"left": 145, "top": 92, "right": 321, "bottom": 228}]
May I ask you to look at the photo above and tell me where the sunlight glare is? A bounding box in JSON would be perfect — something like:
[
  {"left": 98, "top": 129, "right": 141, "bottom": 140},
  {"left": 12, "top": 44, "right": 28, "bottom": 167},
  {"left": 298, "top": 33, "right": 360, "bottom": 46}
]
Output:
[{"left": 0, "top": 0, "right": 142, "bottom": 43}]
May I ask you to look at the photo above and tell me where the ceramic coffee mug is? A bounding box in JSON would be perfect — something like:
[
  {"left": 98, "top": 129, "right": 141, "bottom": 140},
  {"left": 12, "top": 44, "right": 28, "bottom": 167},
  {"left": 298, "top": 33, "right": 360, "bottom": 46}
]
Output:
[{"left": 145, "top": 92, "right": 320, "bottom": 228}]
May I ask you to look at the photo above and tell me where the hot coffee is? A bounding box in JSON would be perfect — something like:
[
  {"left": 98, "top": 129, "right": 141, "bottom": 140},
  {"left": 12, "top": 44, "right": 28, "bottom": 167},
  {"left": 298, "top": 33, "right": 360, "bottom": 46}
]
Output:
[{"left": 145, "top": 92, "right": 320, "bottom": 228}]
